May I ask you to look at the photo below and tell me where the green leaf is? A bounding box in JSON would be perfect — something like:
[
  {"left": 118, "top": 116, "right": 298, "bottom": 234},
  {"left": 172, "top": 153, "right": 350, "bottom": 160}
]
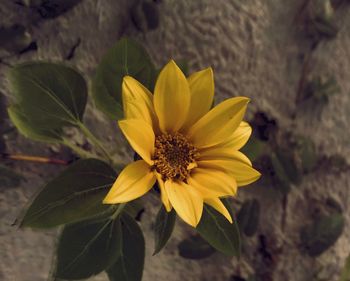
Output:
[
  {"left": 54, "top": 216, "right": 122, "bottom": 279},
  {"left": 8, "top": 105, "right": 62, "bottom": 142},
  {"left": 21, "top": 159, "right": 116, "bottom": 228},
  {"left": 7, "top": 62, "right": 87, "bottom": 142},
  {"left": 124, "top": 199, "right": 144, "bottom": 219},
  {"left": 92, "top": 38, "right": 156, "bottom": 119},
  {"left": 0, "top": 164, "right": 23, "bottom": 188},
  {"left": 302, "top": 75, "right": 340, "bottom": 104},
  {"left": 300, "top": 213, "right": 344, "bottom": 257},
  {"left": 296, "top": 137, "right": 318, "bottom": 173},
  {"left": 178, "top": 235, "right": 215, "bottom": 260},
  {"left": 270, "top": 147, "right": 303, "bottom": 194},
  {"left": 236, "top": 199, "right": 260, "bottom": 237},
  {"left": 240, "top": 136, "right": 267, "bottom": 162},
  {"left": 339, "top": 254, "right": 350, "bottom": 281},
  {"left": 153, "top": 206, "right": 176, "bottom": 255},
  {"left": 131, "top": 1, "right": 160, "bottom": 32},
  {"left": 275, "top": 148, "right": 302, "bottom": 185},
  {"left": 107, "top": 213, "right": 145, "bottom": 281},
  {"left": 196, "top": 204, "right": 241, "bottom": 257}
]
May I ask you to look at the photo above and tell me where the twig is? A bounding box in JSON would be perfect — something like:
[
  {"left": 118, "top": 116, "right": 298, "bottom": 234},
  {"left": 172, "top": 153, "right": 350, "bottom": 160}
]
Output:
[{"left": 1, "top": 153, "right": 69, "bottom": 165}]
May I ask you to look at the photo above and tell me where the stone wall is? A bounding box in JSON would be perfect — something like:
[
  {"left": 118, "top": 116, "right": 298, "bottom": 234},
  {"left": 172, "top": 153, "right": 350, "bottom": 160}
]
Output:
[{"left": 1, "top": 1, "right": 349, "bottom": 281}]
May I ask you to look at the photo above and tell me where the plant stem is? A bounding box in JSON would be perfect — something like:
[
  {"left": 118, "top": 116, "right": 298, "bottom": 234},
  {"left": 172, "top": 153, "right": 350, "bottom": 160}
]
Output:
[
  {"left": 61, "top": 138, "right": 96, "bottom": 159},
  {"left": 111, "top": 203, "right": 126, "bottom": 220},
  {"left": 77, "top": 121, "right": 114, "bottom": 164},
  {"left": 1, "top": 153, "right": 69, "bottom": 165}
]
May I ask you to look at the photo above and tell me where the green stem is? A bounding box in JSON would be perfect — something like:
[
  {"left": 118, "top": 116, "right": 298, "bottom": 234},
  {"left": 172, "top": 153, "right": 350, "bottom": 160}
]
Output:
[
  {"left": 77, "top": 121, "right": 114, "bottom": 164},
  {"left": 111, "top": 203, "right": 126, "bottom": 220},
  {"left": 62, "top": 138, "right": 96, "bottom": 159}
]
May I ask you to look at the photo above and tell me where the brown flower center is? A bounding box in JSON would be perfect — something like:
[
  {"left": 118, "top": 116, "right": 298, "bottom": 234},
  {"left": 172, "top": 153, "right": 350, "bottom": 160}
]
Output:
[{"left": 153, "top": 133, "right": 198, "bottom": 181}]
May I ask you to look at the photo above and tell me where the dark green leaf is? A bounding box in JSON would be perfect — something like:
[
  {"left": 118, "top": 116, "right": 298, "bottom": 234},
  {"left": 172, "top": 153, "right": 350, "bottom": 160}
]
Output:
[
  {"left": 176, "top": 60, "right": 189, "bottom": 77},
  {"left": 0, "top": 24, "right": 32, "bottom": 53},
  {"left": 339, "top": 254, "right": 350, "bottom": 281},
  {"left": 240, "top": 136, "right": 267, "bottom": 162},
  {"left": 21, "top": 159, "right": 116, "bottom": 228},
  {"left": 275, "top": 148, "right": 302, "bottom": 185},
  {"left": 7, "top": 62, "right": 87, "bottom": 141},
  {"left": 178, "top": 235, "right": 215, "bottom": 260},
  {"left": 237, "top": 199, "right": 260, "bottom": 237},
  {"left": 153, "top": 206, "right": 176, "bottom": 255},
  {"left": 196, "top": 204, "right": 240, "bottom": 257},
  {"left": 304, "top": 0, "right": 338, "bottom": 40},
  {"left": 131, "top": 1, "right": 160, "bottom": 32},
  {"left": 124, "top": 199, "right": 144, "bottom": 220},
  {"left": 0, "top": 164, "right": 23, "bottom": 188},
  {"left": 302, "top": 76, "right": 340, "bottom": 104},
  {"left": 296, "top": 137, "right": 318, "bottom": 173},
  {"left": 8, "top": 105, "right": 62, "bottom": 142},
  {"left": 107, "top": 213, "right": 145, "bottom": 281},
  {"left": 300, "top": 213, "right": 344, "bottom": 256},
  {"left": 270, "top": 153, "right": 290, "bottom": 193},
  {"left": 55, "top": 216, "right": 122, "bottom": 279},
  {"left": 92, "top": 38, "right": 156, "bottom": 119}
]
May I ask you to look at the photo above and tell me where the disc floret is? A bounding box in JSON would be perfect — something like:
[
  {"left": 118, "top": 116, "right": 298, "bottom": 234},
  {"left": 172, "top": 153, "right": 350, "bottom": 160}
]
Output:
[{"left": 153, "top": 133, "right": 198, "bottom": 181}]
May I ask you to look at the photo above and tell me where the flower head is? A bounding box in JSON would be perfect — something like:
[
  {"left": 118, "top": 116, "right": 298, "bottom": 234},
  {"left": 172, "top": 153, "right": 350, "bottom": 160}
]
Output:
[{"left": 103, "top": 60, "right": 261, "bottom": 227}]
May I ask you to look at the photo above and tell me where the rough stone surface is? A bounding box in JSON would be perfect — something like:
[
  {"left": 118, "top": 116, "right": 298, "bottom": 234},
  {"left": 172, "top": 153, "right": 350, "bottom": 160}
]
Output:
[{"left": 1, "top": 0, "right": 350, "bottom": 281}]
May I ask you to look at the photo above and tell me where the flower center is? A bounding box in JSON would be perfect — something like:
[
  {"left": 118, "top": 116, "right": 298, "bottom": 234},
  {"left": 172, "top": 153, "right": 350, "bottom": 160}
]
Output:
[{"left": 153, "top": 133, "right": 198, "bottom": 181}]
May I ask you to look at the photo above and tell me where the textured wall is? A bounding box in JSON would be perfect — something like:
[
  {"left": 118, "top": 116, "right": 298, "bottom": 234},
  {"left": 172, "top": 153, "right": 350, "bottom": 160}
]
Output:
[{"left": 1, "top": 0, "right": 350, "bottom": 281}]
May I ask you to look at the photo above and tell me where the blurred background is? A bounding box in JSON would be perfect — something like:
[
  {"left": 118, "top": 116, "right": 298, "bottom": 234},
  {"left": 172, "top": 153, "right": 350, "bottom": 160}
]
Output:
[{"left": 0, "top": 0, "right": 350, "bottom": 281}]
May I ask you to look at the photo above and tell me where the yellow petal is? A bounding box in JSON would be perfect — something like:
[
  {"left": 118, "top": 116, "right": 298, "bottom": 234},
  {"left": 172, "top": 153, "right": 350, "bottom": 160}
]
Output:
[
  {"left": 199, "top": 148, "right": 252, "bottom": 166},
  {"left": 156, "top": 173, "right": 172, "bottom": 211},
  {"left": 187, "top": 97, "right": 250, "bottom": 148},
  {"left": 198, "top": 159, "right": 261, "bottom": 187},
  {"left": 205, "top": 198, "right": 233, "bottom": 223},
  {"left": 165, "top": 180, "right": 203, "bottom": 227},
  {"left": 187, "top": 168, "right": 237, "bottom": 198},
  {"left": 153, "top": 60, "right": 191, "bottom": 133},
  {"left": 103, "top": 160, "right": 156, "bottom": 204},
  {"left": 118, "top": 119, "right": 155, "bottom": 165},
  {"left": 222, "top": 121, "right": 252, "bottom": 150},
  {"left": 122, "top": 76, "right": 159, "bottom": 132},
  {"left": 182, "top": 68, "right": 214, "bottom": 131}
]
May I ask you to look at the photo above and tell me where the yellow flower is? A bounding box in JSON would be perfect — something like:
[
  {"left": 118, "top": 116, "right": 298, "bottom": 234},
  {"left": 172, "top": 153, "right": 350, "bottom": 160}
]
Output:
[{"left": 103, "top": 60, "right": 260, "bottom": 227}]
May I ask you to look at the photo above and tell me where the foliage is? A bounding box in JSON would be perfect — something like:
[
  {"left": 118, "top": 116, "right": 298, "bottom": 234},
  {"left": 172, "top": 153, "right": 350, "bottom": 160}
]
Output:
[
  {"left": 91, "top": 38, "right": 156, "bottom": 119},
  {"left": 300, "top": 213, "right": 344, "bottom": 256},
  {"left": 178, "top": 235, "right": 216, "bottom": 260},
  {"left": 237, "top": 199, "right": 260, "bottom": 237},
  {"left": 5, "top": 37, "right": 242, "bottom": 280},
  {"left": 196, "top": 202, "right": 241, "bottom": 257}
]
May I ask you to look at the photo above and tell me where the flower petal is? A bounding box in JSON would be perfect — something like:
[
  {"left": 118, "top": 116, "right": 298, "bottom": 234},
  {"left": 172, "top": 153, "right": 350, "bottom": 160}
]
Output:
[
  {"left": 122, "top": 76, "right": 159, "bottom": 131},
  {"left": 187, "top": 168, "right": 237, "bottom": 198},
  {"left": 153, "top": 60, "right": 191, "bottom": 133},
  {"left": 165, "top": 180, "right": 203, "bottom": 227},
  {"left": 199, "top": 148, "right": 252, "bottom": 166},
  {"left": 205, "top": 198, "right": 233, "bottom": 223},
  {"left": 156, "top": 173, "right": 172, "bottom": 211},
  {"left": 187, "top": 97, "right": 250, "bottom": 148},
  {"left": 182, "top": 67, "right": 214, "bottom": 131},
  {"left": 222, "top": 121, "right": 252, "bottom": 150},
  {"left": 103, "top": 160, "right": 156, "bottom": 204},
  {"left": 198, "top": 159, "right": 261, "bottom": 187},
  {"left": 118, "top": 119, "right": 155, "bottom": 165}
]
